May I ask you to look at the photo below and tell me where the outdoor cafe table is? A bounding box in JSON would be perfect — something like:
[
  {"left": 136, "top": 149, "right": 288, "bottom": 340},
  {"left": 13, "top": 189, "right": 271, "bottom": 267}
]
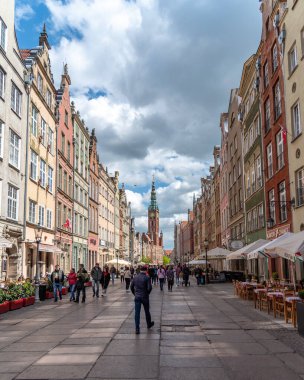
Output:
[
  {"left": 253, "top": 288, "right": 267, "bottom": 308},
  {"left": 284, "top": 297, "right": 301, "bottom": 327}
]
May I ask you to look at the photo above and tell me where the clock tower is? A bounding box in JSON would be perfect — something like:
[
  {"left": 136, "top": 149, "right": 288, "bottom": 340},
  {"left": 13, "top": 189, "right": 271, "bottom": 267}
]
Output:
[{"left": 148, "top": 178, "right": 160, "bottom": 245}]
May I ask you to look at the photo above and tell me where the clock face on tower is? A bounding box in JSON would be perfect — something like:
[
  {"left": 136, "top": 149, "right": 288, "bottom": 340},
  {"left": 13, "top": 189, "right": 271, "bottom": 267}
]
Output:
[{"left": 150, "top": 212, "right": 155, "bottom": 217}]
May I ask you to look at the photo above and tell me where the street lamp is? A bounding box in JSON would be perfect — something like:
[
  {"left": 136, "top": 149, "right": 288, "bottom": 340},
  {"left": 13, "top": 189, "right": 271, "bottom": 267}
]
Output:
[
  {"left": 204, "top": 238, "right": 209, "bottom": 284},
  {"left": 116, "top": 250, "right": 119, "bottom": 278},
  {"left": 34, "top": 224, "right": 43, "bottom": 302}
]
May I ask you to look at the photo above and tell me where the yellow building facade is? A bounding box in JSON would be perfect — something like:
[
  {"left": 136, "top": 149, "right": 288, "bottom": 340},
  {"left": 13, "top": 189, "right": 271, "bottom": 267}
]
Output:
[
  {"left": 22, "top": 27, "right": 58, "bottom": 278},
  {"left": 282, "top": 0, "right": 304, "bottom": 232}
]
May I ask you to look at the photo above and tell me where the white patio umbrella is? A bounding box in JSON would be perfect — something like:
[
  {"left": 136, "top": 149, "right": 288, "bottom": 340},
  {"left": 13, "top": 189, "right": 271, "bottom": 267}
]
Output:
[
  {"left": 226, "top": 239, "right": 269, "bottom": 260},
  {"left": 105, "top": 258, "right": 131, "bottom": 266},
  {"left": 264, "top": 231, "right": 304, "bottom": 260},
  {"left": 188, "top": 259, "right": 210, "bottom": 265},
  {"left": 199, "top": 247, "right": 231, "bottom": 259}
]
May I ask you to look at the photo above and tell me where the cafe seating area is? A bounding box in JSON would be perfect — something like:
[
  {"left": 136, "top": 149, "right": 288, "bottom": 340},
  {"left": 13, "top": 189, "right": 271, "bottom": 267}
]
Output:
[{"left": 233, "top": 279, "right": 303, "bottom": 328}]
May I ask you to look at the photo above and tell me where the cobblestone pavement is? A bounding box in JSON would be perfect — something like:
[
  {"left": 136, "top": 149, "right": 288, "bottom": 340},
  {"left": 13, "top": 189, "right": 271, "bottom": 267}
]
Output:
[{"left": 1, "top": 280, "right": 304, "bottom": 379}]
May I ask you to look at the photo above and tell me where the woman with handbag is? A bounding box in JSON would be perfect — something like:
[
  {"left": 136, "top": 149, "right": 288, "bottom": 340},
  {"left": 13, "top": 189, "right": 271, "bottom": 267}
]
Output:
[{"left": 67, "top": 268, "right": 77, "bottom": 301}]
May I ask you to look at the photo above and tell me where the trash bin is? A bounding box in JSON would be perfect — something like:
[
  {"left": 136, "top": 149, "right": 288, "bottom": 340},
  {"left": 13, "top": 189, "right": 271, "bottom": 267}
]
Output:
[
  {"left": 200, "top": 275, "right": 205, "bottom": 285},
  {"left": 39, "top": 284, "right": 47, "bottom": 301}
]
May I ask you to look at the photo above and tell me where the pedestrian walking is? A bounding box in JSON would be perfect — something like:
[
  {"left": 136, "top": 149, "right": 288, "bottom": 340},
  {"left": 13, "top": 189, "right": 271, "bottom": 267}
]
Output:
[
  {"left": 75, "top": 264, "right": 89, "bottom": 303},
  {"left": 130, "top": 265, "right": 154, "bottom": 334},
  {"left": 110, "top": 265, "right": 116, "bottom": 284},
  {"left": 148, "top": 266, "right": 154, "bottom": 284},
  {"left": 100, "top": 266, "right": 110, "bottom": 296},
  {"left": 166, "top": 266, "right": 174, "bottom": 292},
  {"left": 157, "top": 266, "right": 166, "bottom": 291},
  {"left": 67, "top": 268, "right": 77, "bottom": 301},
  {"left": 183, "top": 265, "right": 190, "bottom": 287},
  {"left": 194, "top": 266, "right": 203, "bottom": 286},
  {"left": 91, "top": 263, "right": 102, "bottom": 297},
  {"left": 175, "top": 265, "right": 181, "bottom": 286},
  {"left": 51, "top": 265, "right": 65, "bottom": 302},
  {"left": 120, "top": 267, "right": 125, "bottom": 283},
  {"left": 125, "top": 266, "right": 131, "bottom": 292},
  {"left": 130, "top": 266, "right": 135, "bottom": 279}
]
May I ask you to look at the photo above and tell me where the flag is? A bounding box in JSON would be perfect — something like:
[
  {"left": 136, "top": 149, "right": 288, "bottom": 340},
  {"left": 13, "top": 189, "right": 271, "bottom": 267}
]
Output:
[
  {"left": 63, "top": 218, "right": 71, "bottom": 229},
  {"left": 280, "top": 124, "right": 287, "bottom": 144}
]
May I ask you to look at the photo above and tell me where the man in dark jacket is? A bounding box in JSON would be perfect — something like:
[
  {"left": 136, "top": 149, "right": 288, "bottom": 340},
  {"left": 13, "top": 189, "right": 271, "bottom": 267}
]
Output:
[
  {"left": 91, "top": 263, "right": 102, "bottom": 297},
  {"left": 130, "top": 265, "right": 154, "bottom": 334},
  {"left": 51, "top": 265, "right": 65, "bottom": 302}
]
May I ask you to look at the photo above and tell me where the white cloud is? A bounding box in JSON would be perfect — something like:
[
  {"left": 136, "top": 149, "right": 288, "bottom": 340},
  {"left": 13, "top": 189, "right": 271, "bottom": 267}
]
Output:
[
  {"left": 37, "top": 0, "right": 261, "bottom": 248},
  {"left": 15, "top": 4, "right": 35, "bottom": 30}
]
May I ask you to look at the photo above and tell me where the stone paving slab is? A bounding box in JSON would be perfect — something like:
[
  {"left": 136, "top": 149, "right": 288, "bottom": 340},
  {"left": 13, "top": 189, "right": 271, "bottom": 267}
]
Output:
[{"left": 2, "top": 281, "right": 304, "bottom": 379}]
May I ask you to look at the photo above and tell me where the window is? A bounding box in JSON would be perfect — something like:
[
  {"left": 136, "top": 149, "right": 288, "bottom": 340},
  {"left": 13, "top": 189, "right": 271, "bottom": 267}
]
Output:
[
  {"left": 252, "top": 208, "right": 257, "bottom": 231},
  {"left": 29, "top": 200, "right": 36, "bottom": 224},
  {"left": 65, "top": 110, "right": 68, "bottom": 125},
  {"left": 47, "top": 210, "right": 52, "bottom": 229},
  {"left": 234, "top": 135, "right": 237, "bottom": 151},
  {"left": 68, "top": 176, "right": 72, "bottom": 197},
  {"left": 58, "top": 202, "right": 62, "bottom": 228},
  {"left": 40, "top": 159, "right": 46, "bottom": 187},
  {"left": 11, "top": 83, "right": 22, "bottom": 116},
  {"left": 37, "top": 72, "right": 43, "bottom": 93},
  {"left": 279, "top": 181, "right": 287, "bottom": 222},
  {"left": 75, "top": 184, "right": 78, "bottom": 201},
  {"left": 74, "top": 212, "right": 78, "bottom": 234},
  {"left": 296, "top": 168, "right": 304, "bottom": 206},
  {"left": 292, "top": 102, "right": 301, "bottom": 138},
  {"left": 247, "top": 211, "right": 252, "bottom": 233},
  {"left": 46, "top": 89, "right": 52, "bottom": 107},
  {"left": 48, "top": 166, "right": 53, "bottom": 193},
  {"left": 61, "top": 133, "right": 65, "bottom": 155},
  {"left": 80, "top": 188, "right": 83, "bottom": 204},
  {"left": 0, "top": 67, "right": 5, "bottom": 98},
  {"left": 41, "top": 118, "right": 46, "bottom": 145},
  {"left": 58, "top": 165, "right": 62, "bottom": 189},
  {"left": 31, "top": 106, "right": 38, "bottom": 136},
  {"left": 48, "top": 127, "right": 54, "bottom": 153},
  {"left": 265, "top": 98, "right": 270, "bottom": 133},
  {"left": 269, "top": 189, "right": 276, "bottom": 225},
  {"left": 274, "top": 81, "right": 281, "bottom": 120},
  {"left": 239, "top": 188, "right": 243, "bottom": 210},
  {"left": 272, "top": 44, "right": 278, "bottom": 72},
  {"left": 38, "top": 205, "right": 45, "bottom": 226},
  {"left": 276, "top": 131, "right": 284, "bottom": 170},
  {"left": 258, "top": 204, "right": 264, "bottom": 228},
  {"left": 0, "top": 17, "right": 7, "bottom": 51},
  {"left": 288, "top": 44, "right": 297, "bottom": 74},
  {"left": 264, "top": 61, "right": 269, "bottom": 88},
  {"left": 7, "top": 184, "right": 18, "bottom": 220},
  {"left": 63, "top": 171, "right": 67, "bottom": 193},
  {"left": 267, "top": 143, "right": 273, "bottom": 178},
  {"left": 256, "top": 156, "right": 262, "bottom": 187},
  {"left": 0, "top": 121, "right": 3, "bottom": 158},
  {"left": 30, "top": 150, "right": 38, "bottom": 180},
  {"left": 80, "top": 215, "right": 83, "bottom": 235},
  {"left": 67, "top": 141, "right": 71, "bottom": 162},
  {"left": 9, "top": 129, "right": 20, "bottom": 168}
]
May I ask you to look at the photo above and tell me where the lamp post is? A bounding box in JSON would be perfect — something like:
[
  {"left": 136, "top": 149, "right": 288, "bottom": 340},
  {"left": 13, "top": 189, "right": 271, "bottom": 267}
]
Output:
[
  {"left": 34, "top": 225, "right": 42, "bottom": 302},
  {"left": 116, "top": 250, "right": 119, "bottom": 278},
  {"left": 204, "top": 238, "right": 209, "bottom": 284}
]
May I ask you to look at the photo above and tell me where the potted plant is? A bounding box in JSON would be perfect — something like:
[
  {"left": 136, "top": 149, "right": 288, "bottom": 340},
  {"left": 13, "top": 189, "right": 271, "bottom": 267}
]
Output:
[
  {"left": 0, "top": 289, "right": 10, "bottom": 314},
  {"left": 22, "top": 282, "right": 35, "bottom": 306},
  {"left": 297, "top": 290, "right": 304, "bottom": 336},
  {"left": 7, "top": 284, "right": 24, "bottom": 311},
  {"left": 46, "top": 280, "right": 54, "bottom": 299},
  {"left": 272, "top": 272, "right": 279, "bottom": 282}
]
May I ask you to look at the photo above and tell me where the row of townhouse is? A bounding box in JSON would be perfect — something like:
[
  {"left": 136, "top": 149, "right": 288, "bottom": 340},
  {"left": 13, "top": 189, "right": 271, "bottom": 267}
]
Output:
[
  {"left": 0, "top": 1, "right": 132, "bottom": 281},
  {"left": 176, "top": 0, "right": 304, "bottom": 280}
]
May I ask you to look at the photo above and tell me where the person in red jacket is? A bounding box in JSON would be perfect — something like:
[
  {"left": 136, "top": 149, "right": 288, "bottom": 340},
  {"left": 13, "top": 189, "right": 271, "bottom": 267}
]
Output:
[{"left": 67, "top": 268, "right": 77, "bottom": 302}]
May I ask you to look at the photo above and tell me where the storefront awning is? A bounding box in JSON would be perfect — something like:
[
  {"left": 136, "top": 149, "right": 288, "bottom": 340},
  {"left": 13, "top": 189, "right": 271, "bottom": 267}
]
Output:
[{"left": 0, "top": 237, "right": 13, "bottom": 248}]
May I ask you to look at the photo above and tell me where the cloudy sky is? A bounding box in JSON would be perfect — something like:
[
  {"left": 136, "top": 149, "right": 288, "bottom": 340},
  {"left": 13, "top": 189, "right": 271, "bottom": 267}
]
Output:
[{"left": 16, "top": 0, "right": 261, "bottom": 249}]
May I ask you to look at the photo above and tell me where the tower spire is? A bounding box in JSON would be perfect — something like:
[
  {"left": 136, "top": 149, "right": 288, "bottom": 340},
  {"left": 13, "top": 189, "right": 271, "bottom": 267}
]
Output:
[{"left": 149, "top": 176, "right": 158, "bottom": 211}]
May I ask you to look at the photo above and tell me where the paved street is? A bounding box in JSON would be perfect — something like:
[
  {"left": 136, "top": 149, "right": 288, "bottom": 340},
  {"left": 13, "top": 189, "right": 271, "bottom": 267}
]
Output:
[{"left": 1, "top": 280, "right": 304, "bottom": 379}]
